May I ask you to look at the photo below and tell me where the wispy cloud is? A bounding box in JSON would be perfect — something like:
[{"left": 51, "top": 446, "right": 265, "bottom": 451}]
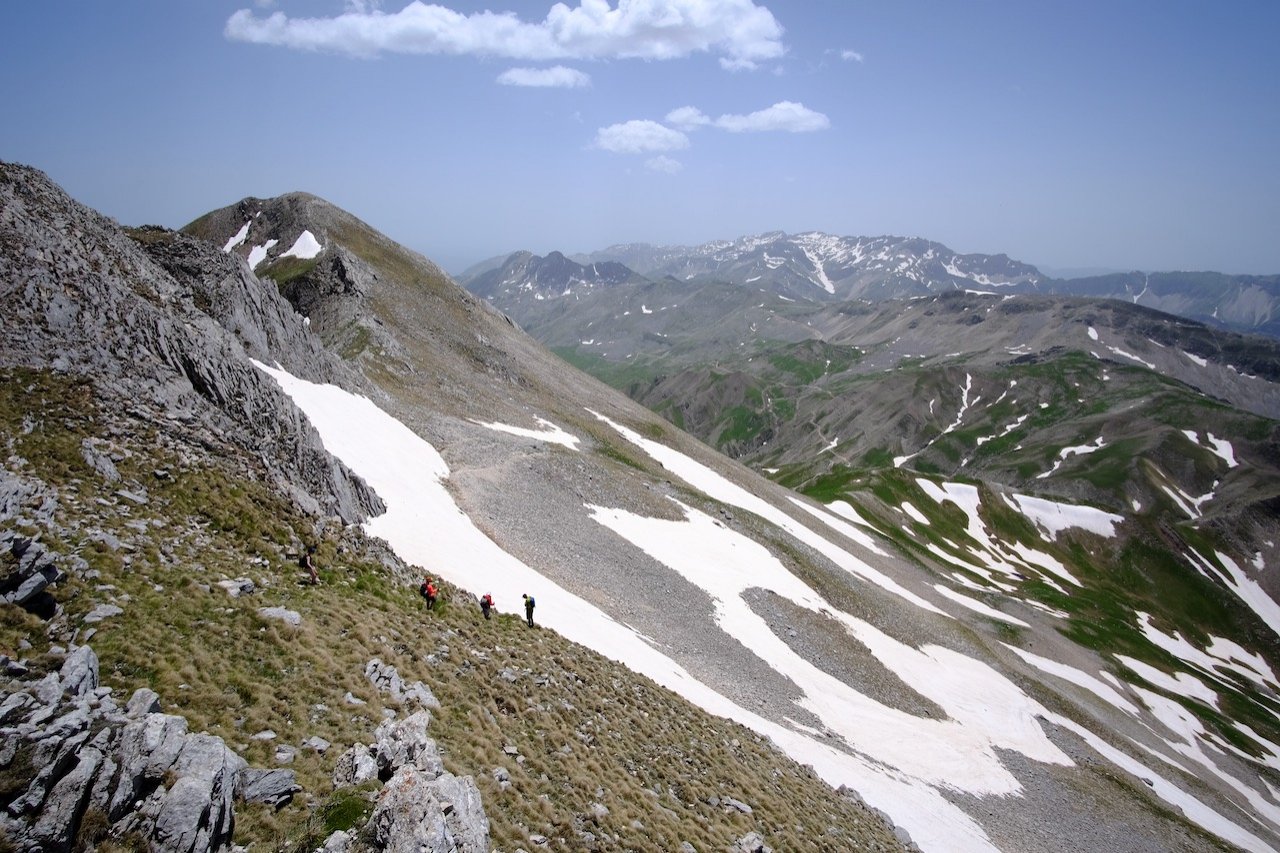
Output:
[
  {"left": 667, "top": 101, "right": 830, "bottom": 133},
  {"left": 593, "top": 120, "right": 690, "bottom": 154},
  {"left": 645, "top": 155, "right": 684, "bottom": 174},
  {"left": 841, "top": 49, "right": 864, "bottom": 63},
  {"left": 714, "top": 101, "right": 829, "bottom": 132},
  {"left": 497, "top": 65, "right": 590, "bottom": 88},
  {"left": 225, "top": 0, "right": 785, "bottom": 70}
]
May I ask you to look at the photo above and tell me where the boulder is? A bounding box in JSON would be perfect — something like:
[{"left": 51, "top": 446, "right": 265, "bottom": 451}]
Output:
[
  {"left": 373, "top": 711, "right": 443, "bottom": 779},
  {"left": 237, "top": 768, "right": 301, "bottom": 808},
  {"left": 58, "top": 645, "right": 100, "bottom": 698},
  {"left": 257, "top": 606, "right": 301, "bottom": 626},
  {"left": 332, "top": 744, "right": 379, "bottom": 789},
  {"left": 367, "top": 766, "right": 489, "bottom": 853}
]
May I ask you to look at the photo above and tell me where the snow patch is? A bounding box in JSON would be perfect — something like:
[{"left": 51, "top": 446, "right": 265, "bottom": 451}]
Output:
[
  {"left": 281, "top": 229, "right": 323, "bottom": 260},
  {"left": 223, "top": 221, "right": 251, "bottom": 252}
]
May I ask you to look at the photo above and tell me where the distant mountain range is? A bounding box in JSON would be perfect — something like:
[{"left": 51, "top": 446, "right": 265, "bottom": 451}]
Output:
[{"left": 462, "top": 232, "right": 1280, "bottom": 338}]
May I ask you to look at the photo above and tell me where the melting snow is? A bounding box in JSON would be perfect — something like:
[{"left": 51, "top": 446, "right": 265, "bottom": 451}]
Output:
[
  {"left": 1189, "top": 551, "right": 1280, "bottom": 639},
  {"left": 474, "top": 417, "right": 580, "bottom": 449},
  {"left": 253, "top": 363, "right": 1271, "bottom": 853},
  {"left": 281, "top": 229, "right": 323, "bottom": 260},
  {"left": 916, "top": 480, "right": 1081, "bottom": 588},
  {"left": 1004, "top": 493, "right": 1123, "bottom": 540},
  {"left": 1036, "top": 437, "right": 1106, "bottom": 480},
  {"left": 590, "top": 410, "right": 942, "bottom": 614},
  {"left": 1005, "top": 645, "right": 1140, "bottom": 716},
  {"left": 934, "top": 585, "right": 1029, "bottom": 627},
  {"left": 222, "top": 221, "right": 251, "bottom": 253},
  {"left": 1114, "top": 655, "right": 1220, "bottom": 709},
  {"left": 246, "top": 239, "right": 278, "bottom": 269},
  {"left": 901, "top": 502, "right": 929, "bottom": 525},
  {"left": 1183, "top": 351, "right": 1208, "bottom": 367},
  {"left": 1182, "top": 431, "right": 1238, "bottom": 468}
]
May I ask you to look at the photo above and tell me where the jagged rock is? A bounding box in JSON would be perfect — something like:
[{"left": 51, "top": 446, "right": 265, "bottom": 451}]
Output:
[
  {"left": 332, "top": 744, "right": 380, "bottom": 788},
  {"left": 0, "top": 645, "right": 296, "bottom": 852},
  {"left": 373, "top": 711, "right": 444, "bottom": 780},
  {"left": 367, "top": 766, "right": 489, "bottom": 853},
  {"left": 237, "top": 767, "right": 301, "bottom": 808},
  {"left": 722, "top": 796, "right": 753, "bottom": 815},
  {"left": 0, "top": 691, "right": 35, "bottom": 724},
  {"left": 27, "top": 745, "right": 104, "bottom": 850},
  {"left": 80, "top": 438, "right": 121, "bottom": 482},
  {"left": 364, "top": 657, "right": 441, "bottom": 710},
  {"left": 127, "top": 687, "right": 162, "bottom": 717},
  {"left": 151, "top": 733, "right": 244, "bottom": 853}
]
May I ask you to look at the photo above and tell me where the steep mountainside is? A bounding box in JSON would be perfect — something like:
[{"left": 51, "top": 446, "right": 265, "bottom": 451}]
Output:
[{"left": 5, "top": 163, "right": 1280, "bottom": 852}]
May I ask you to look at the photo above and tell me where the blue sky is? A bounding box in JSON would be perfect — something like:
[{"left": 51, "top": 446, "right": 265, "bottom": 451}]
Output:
[{"left": 3, "top": 1, "right": 1278, "bottom": 275}]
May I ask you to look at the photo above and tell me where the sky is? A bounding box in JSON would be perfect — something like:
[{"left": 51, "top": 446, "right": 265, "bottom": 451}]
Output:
[{"left": 3, "top": 1, "right": 1278, "bottom": 275}]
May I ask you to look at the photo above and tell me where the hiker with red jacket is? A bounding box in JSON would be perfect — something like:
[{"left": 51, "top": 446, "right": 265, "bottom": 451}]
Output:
[
  {"left": 480, "top": 593, "right": 494, "bottom": 620},
  {"left": 419, "top": 576, "right": 438, "bottom": 609}
]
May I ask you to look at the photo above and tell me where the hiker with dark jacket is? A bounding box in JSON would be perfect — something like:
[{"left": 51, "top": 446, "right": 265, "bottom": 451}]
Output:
[
  {"left": 480, "top": 593, "right": 494, "bottom": 620},
  {"left": 522, "top": 593, "right": 535, "bottom": 627},
  {"left": 301, "top": 546, "right": 318, "bottom": 585}
]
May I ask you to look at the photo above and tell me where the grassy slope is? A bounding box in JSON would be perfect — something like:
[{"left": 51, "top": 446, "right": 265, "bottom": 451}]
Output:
[{"left": 0, "top": 368, "right": 905, "bottom": 853}]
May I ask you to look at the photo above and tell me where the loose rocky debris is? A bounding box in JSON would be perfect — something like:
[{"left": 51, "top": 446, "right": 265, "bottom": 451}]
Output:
[
  {"left": 365, "top": 656, "right": 440, "bottom": 710},
  {"left": 0, "top": 646, "right": 298, "bottom": 852},
  {"left": 322, "top": 659, "right": 490, "bottom": 852}
]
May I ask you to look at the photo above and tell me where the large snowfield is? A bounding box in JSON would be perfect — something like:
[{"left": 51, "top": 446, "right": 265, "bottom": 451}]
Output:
[{"left": 256, "top": 362, "right": 1278, "bottom": 853}]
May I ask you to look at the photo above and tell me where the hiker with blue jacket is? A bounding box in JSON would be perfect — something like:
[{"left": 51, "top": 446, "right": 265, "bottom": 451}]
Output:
[{"left": 522, "top": 593, "right": 535, "bottom": 627}]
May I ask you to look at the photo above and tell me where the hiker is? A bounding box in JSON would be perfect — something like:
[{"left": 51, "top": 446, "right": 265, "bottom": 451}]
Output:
[
  {"left": 480, "top": 593, "right": 494, "bottom": 620},
  {"left": 522, "top": 593, "right": 535, "bottom": 627},
  {"left": 420, "top": 576, "right": 438, "bottom": 609},
  {"left": 301, "top": 546, "right": 318, "bottom": 586}
]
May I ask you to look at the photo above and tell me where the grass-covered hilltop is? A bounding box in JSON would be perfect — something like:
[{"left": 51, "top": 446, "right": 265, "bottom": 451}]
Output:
[{"left": 4, "top": 160, "right": 1280, "bottom": 853}]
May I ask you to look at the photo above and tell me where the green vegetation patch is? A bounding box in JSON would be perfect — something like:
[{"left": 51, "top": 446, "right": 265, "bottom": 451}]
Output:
[{"left": 260, "top": 255, "right": 321, "bottom": 287}]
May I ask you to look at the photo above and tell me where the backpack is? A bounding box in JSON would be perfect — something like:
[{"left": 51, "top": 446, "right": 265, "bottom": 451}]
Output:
[
  {"left": 526, "top": 596, "right": 535, "bottom": 607},
  {"left": 299, "top": 553, "right": 309, "bottom": 569}
]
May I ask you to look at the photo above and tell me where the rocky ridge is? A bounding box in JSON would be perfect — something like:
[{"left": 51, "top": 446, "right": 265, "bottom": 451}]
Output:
[{"left": 0, "top": 644, "right": 299, "bottom": 852}]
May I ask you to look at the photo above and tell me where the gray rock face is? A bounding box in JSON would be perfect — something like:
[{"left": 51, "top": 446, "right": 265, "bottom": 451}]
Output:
[
  {"left": 0, "top": 162, "right": 382, "bottom": 526},
  {"left": 0, "top": 646, "right": 294, "bottom": 853},
  {"left": 367, "top": 766, "right": 490, "bottom": 853},
  {"left": 331, "top": 679, "right": 489, "bottom": 853}
]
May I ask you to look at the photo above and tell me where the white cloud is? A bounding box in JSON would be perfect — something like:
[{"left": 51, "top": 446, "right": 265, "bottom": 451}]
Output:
[
  {"left": 594, "top": 120, "right": 690, "bottom": 153},
  {"left": 497, "top": 65, "right": 591, "bottom": 88},
  {"left": 665, "top": 105, "right": 713, "bottom": 130},
  {"left": 646, "top": 155, "right": 684, "bottom": 173},
  {"left": 713, "top": 100, "right": 829, "bottom": 132},
  {"left": 225, "top": 0, "right": 785, "bottom": 69},
  {"left": 841, "top": 49, "right": 863, "bottom": 63}
]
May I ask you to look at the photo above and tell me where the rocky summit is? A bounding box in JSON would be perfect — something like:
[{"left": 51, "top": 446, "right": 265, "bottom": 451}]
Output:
[{"left": 4, "top": 161, "right": 1280, "bottom": 853}]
